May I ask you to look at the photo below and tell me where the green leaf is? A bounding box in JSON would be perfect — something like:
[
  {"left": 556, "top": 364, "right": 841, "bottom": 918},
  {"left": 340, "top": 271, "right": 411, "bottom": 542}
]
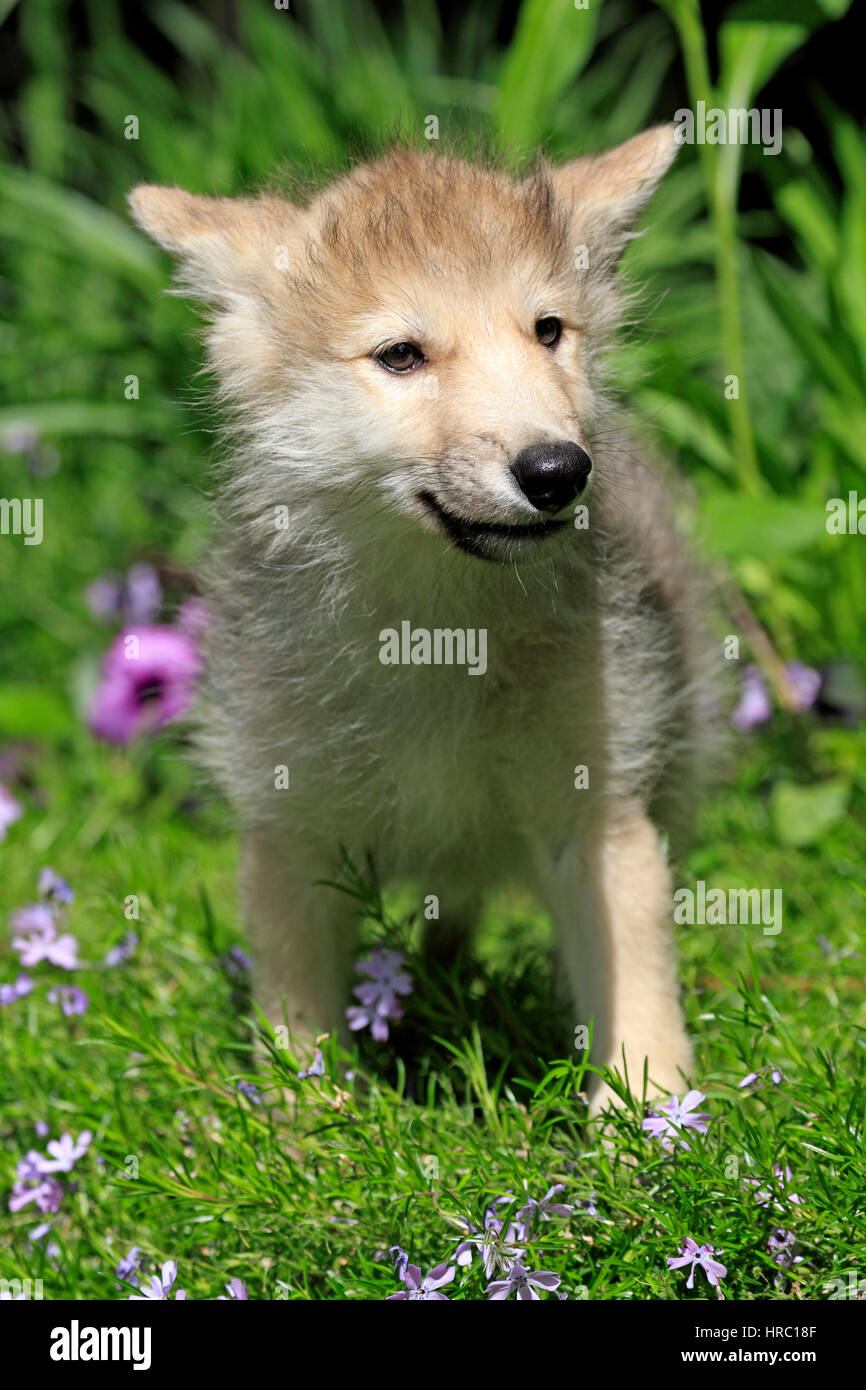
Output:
[
  {"left": 718, "top": 0, "right": 852, "bottom": 109},
  {"left": 493, "top": 0, "right": 600, "bottom": 148},
  {"left": 0, "top": 684, "right": 73, "bottom": 738},
  {"left": 770, "top": 778, "right": 851, "bottom": 847},
  {"left": 699, "top": 492, "right": 829, "bottom": 558}
]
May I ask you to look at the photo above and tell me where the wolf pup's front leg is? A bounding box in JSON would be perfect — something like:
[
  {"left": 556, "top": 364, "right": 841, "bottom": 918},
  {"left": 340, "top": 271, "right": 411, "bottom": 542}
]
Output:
[
  {"left": 538, "top": 805, "right": 693, "bottom": 1114},
  {"left": 240, "top": 827, "right": 357, "bottom": 1051}
]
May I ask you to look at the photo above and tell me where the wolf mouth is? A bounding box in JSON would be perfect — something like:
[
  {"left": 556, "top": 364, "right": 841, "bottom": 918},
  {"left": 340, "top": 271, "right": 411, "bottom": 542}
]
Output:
[{"left": 418, "top": 491, "right": 568, "bottom": 560}]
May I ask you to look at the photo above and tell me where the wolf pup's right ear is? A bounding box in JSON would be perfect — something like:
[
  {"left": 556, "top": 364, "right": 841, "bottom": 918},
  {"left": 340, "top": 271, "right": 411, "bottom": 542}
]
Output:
[{"left": 129, "top": 186, "right": 296, "bottom": 303}]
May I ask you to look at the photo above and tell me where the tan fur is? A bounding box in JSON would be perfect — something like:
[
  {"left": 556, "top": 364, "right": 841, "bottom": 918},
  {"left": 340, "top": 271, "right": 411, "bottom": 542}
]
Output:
[{"left": 130, "top": 128, "right": 722, "bottom": 1110}]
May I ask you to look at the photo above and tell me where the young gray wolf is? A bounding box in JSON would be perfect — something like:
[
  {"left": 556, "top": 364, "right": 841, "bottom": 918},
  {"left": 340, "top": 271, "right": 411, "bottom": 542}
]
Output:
[{"left": 131, "top": 126, "right": 718, "bottom": 1111}]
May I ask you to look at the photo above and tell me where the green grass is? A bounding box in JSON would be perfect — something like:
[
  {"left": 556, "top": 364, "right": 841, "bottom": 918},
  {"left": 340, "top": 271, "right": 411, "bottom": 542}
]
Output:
[
  {"left": 1, "top": 0, "right": 865, "bottom": 1300},
  {"left": 1, "top": 718, "right": 864, "bottom": 1300}
]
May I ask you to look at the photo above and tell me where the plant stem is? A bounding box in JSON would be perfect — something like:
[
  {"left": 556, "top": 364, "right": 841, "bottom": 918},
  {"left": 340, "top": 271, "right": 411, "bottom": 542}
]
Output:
[{"left": 661, "top": 0, "right": 766, "bottom": 497}]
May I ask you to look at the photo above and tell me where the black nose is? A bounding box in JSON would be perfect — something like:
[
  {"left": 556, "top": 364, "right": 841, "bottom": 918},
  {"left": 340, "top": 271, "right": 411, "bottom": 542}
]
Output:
[{"left": 510, "top": 441, "right": 592, "bottom": 513}]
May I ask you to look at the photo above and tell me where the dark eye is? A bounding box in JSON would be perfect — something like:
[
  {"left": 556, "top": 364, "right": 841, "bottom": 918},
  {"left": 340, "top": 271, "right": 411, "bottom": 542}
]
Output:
[
  {"left": 375, "top": 342, "right": 426, "bottom": 373},
  {"left": 535, "top": 317, "right": 562, "bottom": 348}
]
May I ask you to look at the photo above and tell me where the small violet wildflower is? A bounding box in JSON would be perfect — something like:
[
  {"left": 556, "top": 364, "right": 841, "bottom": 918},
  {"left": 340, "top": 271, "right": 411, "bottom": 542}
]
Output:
[
  {"left": 0, "top": 973, "right": 33, "bottom": 1006},
  {"left": 104, "top": 931, "right": 139, "bottom": 966},
  {"left": 667, "top": 1238, "right": 727, "bottom": 1291},
  {"left": 11, "top": 905, "right": 79, "bottom": 971},
  {"left": 38, "top": 868, "right": 74, "bottom": 904},
  {"left": 298, "top": 1049, "right": 325, "bottom": 1081},
  {"left": 129, "top": 1260, "right": 186, "bottom": 1301},
  {"left": 217, "top": 1278, "right": 249, "bottom": 1301},
  {"left": 642, "top": 1090, "right": 711, "bottom": 1152},
  {"left": 386, "top": 1262, "right": 455, "bottom": 1300},
  {"left": 346, "top": 947, "right": 412, "bottom": 1042},
  {"left": 116, "top": 1247, "right": 144, "bottom": 1289},
  {"left": 517, "top": 1183, "right": 573, "bottom": 1233},
  {"left": 486, "top": 1263, "right": 561, "bottom": 1301},
  {"left": 743, "top": 1164, "right": 804, "bottom": 1212},
  {"left": 47, "top": 985, "right": 89, "bottom": 1017}
]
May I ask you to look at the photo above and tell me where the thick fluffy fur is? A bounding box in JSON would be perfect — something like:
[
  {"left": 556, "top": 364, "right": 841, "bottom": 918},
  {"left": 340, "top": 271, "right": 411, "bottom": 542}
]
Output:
[{"left": 131, "top": 129, "right": 721, "bottom": 1109}]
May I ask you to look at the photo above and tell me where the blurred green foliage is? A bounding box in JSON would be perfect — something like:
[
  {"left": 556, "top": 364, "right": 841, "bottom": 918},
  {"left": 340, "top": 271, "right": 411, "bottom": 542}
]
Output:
[{"left": 0, "top": 0, "right": 863, "bottom": 697}]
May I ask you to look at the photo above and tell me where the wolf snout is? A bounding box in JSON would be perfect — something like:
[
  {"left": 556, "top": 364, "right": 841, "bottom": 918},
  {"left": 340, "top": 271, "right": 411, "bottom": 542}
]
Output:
[{"left": 510, "top": 441, "right": 592, "bottom": 514}]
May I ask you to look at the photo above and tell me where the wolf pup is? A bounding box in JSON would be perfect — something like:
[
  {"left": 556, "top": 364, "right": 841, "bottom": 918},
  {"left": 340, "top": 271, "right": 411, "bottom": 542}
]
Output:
[{"left": 131, "top": 126, "right": 718, "bottom": 1111}]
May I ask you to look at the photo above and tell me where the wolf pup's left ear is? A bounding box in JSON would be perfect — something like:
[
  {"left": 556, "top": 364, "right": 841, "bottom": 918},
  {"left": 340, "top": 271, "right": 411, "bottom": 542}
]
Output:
[
  {"left": 129, "top": 185, "right": 293, "bottom": 304},
  {"left": 551, "top": 125, "right": 677, "bottom": 265}
]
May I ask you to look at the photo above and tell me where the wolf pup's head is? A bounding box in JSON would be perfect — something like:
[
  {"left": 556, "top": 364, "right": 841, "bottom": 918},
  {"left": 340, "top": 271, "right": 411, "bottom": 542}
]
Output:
[{"left": 131, "top": 128, "right": 675, "bottom": 564}]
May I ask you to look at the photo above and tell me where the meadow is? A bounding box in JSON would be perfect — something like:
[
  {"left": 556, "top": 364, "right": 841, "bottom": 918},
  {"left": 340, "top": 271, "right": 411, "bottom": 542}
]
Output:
[{"left": 1, "top": 0, "right": 864, "bottom": 1301}]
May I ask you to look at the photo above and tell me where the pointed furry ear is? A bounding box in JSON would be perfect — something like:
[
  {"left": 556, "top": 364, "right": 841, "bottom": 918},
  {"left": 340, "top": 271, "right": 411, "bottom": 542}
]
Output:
[
  {"left": 128, "top": 186, "right": 294, "bottom": 301},
  {"left": 551, "top": 125, "right": 677, "bottom": 241},
  {"left": 128, "top": 187, "right": 261, "bottom": 253}
]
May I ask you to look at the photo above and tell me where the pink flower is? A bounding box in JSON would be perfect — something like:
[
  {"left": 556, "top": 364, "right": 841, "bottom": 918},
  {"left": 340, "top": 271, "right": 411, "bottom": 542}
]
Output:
[{"left": 89, "top": 625, "right": 202, "bottom": 745}]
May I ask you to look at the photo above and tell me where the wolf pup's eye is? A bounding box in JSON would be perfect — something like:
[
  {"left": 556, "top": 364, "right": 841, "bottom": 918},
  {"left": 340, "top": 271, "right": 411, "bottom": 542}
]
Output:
[
  {"left": 375, "top": 342, "right": 426, "bottom": 373},
  {"left": 535, "top": 317, "right": 562, "bottom": 348}
]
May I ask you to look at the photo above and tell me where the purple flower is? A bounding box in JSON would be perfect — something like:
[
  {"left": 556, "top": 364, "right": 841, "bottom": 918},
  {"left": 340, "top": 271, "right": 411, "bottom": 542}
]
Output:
[
  {"left": 129, "top": 1260, "right": 186, "bottom": 1301},
  {"left": 346, "top": 947, "right": 413, "bottom": 1042},
  {"left": 298, "top": 1049, "right": 325, "bottom": 1080},
  {"left": 0, "top": 973, "right": 33, "bottom": 1006},
  {"left": 38, "top": 868, "right": 74, "bottom": 904},
  {"left": 38, "top": 1131, "right": 92, "bottom": 1173},
  {"left": 738, "top": 1066, "right": 783, "bottom": 1090},
  {"left": 667, "top": 1237, "right": 727, "bottom": 1290},
  {"left": 116, "top": 1247, "right": 143, "bottom": 1288},
  {"left": 455, "top": 1209, "right": 525, "bottom": 1278},
  {"left": 642, "top": 1091, "right": 711, "bottom": 1152},
  {"left": 217, "top": 1278, "right": 249, "bottom": 1301},
  {"left": 11, "top": 907, "right": 79, "bottom": 970},
  {"left": 743, "top": 1164, "right": 804, "bottom": 1212},
  {"left": 221, "top": 945, "right": 251, "bottom": 979},
  {"left": 386, "top": 1262, "right": 455, "bottom": 1300},
  {"left": 767, "top": 1228, "right": 803, "bottom": 1289},
  {"left": 486, "top": 1263, "right": 561, "bottom": 1301},
  {"left": 732, "top": 666, "right": 771, "bottom": 731},
  {"left": 517, "top": 1184, "right": 573, "bottom": 1232},
  {"left": 389, "top": 1246, "right": 409, "bottom": 1280},
  {"left": 86, "top": 563, "right": 161, "bottom": 627},
  {"left": 733, "top": 662, "right": 821, "bottom": 731},
  {"left": 104, "top": 931, "right": 139, "bottom": 966},
  {"left": 29, "top": 1222, "right": 60, "bottom": 1259},
  {"left": 88, "top": 624, "right": 202, "bottom": 745},
  {"left": 47, "top": 985, "right": 89, "bottom": 1017},
  {"left": 785, "top": 662, "right": 821, "bottom": 713},
  {"left": 9, "top": 1173, "right": 64, "bottom": 1214},
  {"left": 236, "top": 1080, "right": 261, "bottom": 1105},
  {"left": 0, "top": 782, "right": 23, "bottom": 839}
]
